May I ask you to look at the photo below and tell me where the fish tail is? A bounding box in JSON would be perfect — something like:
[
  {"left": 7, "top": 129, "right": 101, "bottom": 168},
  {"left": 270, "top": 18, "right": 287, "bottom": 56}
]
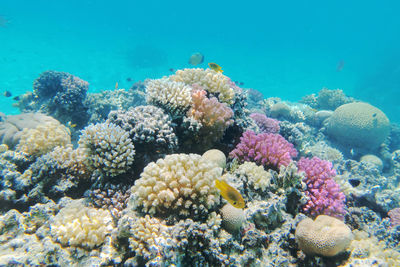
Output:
[{"left": 215, "top": 179, "right": 222, "bottom": 190}]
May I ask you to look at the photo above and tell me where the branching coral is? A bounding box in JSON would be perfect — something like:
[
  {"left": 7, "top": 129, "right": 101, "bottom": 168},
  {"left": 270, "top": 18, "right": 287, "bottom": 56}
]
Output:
[
  {"left": 298, "top": 157, "right": 346, "bottom": 218},
  {"left": 50, "top": 200, "right": 113, "bottom": 249},
  {"left": 234, "top": 162, "right": 273, "bottom": 191},
  {"left": 16, "top": 120, "right": 71, "bottom": 157},
  {"left": 229, "top": 130, "right": 297, "bottom": 170},
  {"left": 78, "top": 122, "right": 135, "bottom": 177},
  {"left": 170, "top": 68, "right": 236, "bottom": 104},
  {"left": 250, "top": 113, "right": 280, "bottom": 134},
  {"left": 145, "top": 78, "right": 192, "bottom": 115},
  {"left": 130, "top": 153, "right": 221, "bottom": 218}
]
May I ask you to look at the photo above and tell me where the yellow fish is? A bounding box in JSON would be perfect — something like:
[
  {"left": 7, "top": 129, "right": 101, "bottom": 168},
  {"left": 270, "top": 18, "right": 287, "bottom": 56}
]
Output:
[
  {"left": 215, "top": 179, "right": 245, "bottom": 209},
  {"left": 208, "top": 62, "right": 223, "bottom": 73}
]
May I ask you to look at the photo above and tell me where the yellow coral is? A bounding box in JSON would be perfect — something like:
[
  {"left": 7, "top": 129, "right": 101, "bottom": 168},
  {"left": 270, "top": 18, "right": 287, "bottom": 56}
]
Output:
[
  {"left": 130, "top": 153, "right": 221, "bottom": 217},
  {"left": 50, "top": 200, "right": 113, "bottom": 249},
  {"left": 16, "top": 120, "right": 71, "bottom": 157},
  {"left": 170, "top": 68, "right": 235, "bottom": 105},
  {"left": 47, "top": 145, "right": 89, "bottom": 177}
]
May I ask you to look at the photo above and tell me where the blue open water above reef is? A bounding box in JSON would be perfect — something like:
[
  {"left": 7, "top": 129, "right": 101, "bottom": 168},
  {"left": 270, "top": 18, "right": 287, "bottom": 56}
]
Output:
[{"left": 0, "top": 0, "right": 400, "bottom": 266}]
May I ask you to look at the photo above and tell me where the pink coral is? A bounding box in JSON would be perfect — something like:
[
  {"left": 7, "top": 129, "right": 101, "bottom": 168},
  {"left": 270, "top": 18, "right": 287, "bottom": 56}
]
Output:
[
  {"left": 229, "top": 130, "right": 297, "bottom": 169},
  {"left": 188, "top": 87, "right": 234, "bottom": 131},
  {"left": 297, "top": 157, "right": 346, "bottom": 219},
  {"left": 388, "top": 208, "right": 400, "bottom": 227},
  {"left": 250, "top": 113, "right": 280, "bottom": 134}
]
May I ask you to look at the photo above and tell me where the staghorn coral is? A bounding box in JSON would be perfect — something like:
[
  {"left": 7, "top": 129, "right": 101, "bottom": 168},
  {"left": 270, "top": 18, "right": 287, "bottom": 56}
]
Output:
[
  {"left": 187, "top": 88, "right": 233, "bottom": 142},
  {"left": 16, "top": 120, "right": 71, "bottom": 157},
  {"left": 229, "top": 130, "right": 298, "bottom": 170},
  {"left": 108, "top": 105, "right": 177, "bottom": 153},
  {"left": 130, "top": 153, "right": 221, "bottom": 218},
  {"left": 250, "top": 113, "right": 280, "bottom": 134},
  {"left": 298, "top": 157, "right": 346, "bottom": 218},
  {"left": 50, "top": 200, "right": 113, "bottom": 249},
  {"left": 78, "top": 122, "right": 135, "bottom": 177},
  {"left": 170, "top": 68, "right": 236, "bottom": 104},
  {"left": 145, "top": 78, "right": 192, "bottom": 115},
  {"left": 295, "top": 215, "right": 353, "bottom": 257}
]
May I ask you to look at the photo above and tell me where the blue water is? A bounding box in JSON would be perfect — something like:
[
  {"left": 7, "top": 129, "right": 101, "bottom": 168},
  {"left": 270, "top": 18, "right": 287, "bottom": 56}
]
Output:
[{"left": 1, "top": 0, "right": 399, "bottom": 122}]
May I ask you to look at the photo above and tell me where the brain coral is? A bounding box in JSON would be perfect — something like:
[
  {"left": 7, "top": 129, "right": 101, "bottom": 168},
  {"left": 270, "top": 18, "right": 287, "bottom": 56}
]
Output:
[
  {"left": 295, "top": 215, "right": 353, "bottom": 257},
  {"left": 78, "top": 122, "right": 135, "bottom": 177},
  {"left": 327, "top": 102, "right": 390, "bottom": 149},
  {"left": 108, "top": 105, "right": 178, "bottom": 152},
  {"left": 220, "top": 203, "right": 245, "bottom": 233},
  {"left": 145, "top": 78, "right": 192, "bottom": 115},
  {"left": 16, "top": 120, "right": 71, "bottom": 157},
  {"left": 170, "top": 68, "right": 235, "bottom": 104},
  {"left": 130, "top": 153, "right": 221, "bottom": 217},
  {"left": 50, "top": 200, "right": 113, "bottom": 248}
]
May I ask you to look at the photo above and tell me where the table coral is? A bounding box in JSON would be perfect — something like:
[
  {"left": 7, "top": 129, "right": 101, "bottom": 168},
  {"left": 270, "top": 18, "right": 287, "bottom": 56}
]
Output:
[
  {"left": 78, "top": 122, "right": 135, "bottom": 177},
  {"left": 298, "top": 157, "right": 346, "bottom": 218},
  {"left": 130, "top": 153, "right": 221, "bottom": 218},
  {"left": 229, "top": 130, "right": 298, "bottom": 170}
]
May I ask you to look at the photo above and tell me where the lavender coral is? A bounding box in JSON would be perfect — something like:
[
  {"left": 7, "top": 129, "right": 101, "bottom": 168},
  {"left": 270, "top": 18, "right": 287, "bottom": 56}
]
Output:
[
  {"left": 250, "top": 113, "right": 280, "bottom": 134},
  {"left": 229, "top": 130, "right": 297, "bottom": 169},
  {"left": 297, "top": 157, "right": 346, "bottom": 218},
  {"left": 388, "top": 207, "right": 400, "bottom": 227}
]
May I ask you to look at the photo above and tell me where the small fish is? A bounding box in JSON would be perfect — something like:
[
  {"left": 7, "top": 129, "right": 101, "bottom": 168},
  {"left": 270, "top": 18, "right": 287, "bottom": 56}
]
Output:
[
  {"left": 12, "top": 95, "right": 20, "bottom": 101},
  {"left": 169, "top": 68, "right": 176, "bottom": 72},
  {"left": 215, "top": 179, "right": 245, "bottom": 209},
  {"left": 126, "top": 77, "right": 132, "bottom": 82},
  {"left": 189, "top": 52, "right": 204, "bottom": 66},
  {"left": 115, "top": 82, "right": 119, "bottom": 90},
  {"left": 3, "top": 91, "right": 11, "bottom": 97},
  {"left": 208, "top": 62, "right": 223, "bottom": 73},
  {"left": 67, "top": 121, "right": 77, "bottom": 128},
  {"left": 336, "top": 60, "right": 345, "bottom": 72},
  {"left": 372, "top": 113, "right": 377, "bottom": 117}
]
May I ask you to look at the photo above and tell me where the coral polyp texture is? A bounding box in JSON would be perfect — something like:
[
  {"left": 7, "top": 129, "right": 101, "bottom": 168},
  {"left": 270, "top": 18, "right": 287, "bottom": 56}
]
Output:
[
  {"left": 50, "top": 200, "right": 113, "bottom": 248},
  {"left": 297, "top": 157, "right": 346, "bottom": 218},
  {"left": 170, "top": 68, "right": 236, "bottom": 104},
  {"left": 145, "top": 78, "right": 192, "bottom": 115},
  {"left": 229, "top": 130, "right": 298, "bottom": 169},
  {"left": 130, "top": 153, "right": 221, "bottom": 217},
  {"left": 250, "top": 113, "right": 280, "bottom": 134},
  {"left": 188, "top": 88, "right": 233, "bottom": 141},
  {"left": 16, "top": 120, "right": 71, "bottom": 157},
  {"left": 78, "top": 122, "right": 135, "bottom": 177},
  {"left": 295, "top": 215, "right": 353, "bottom": 257}
]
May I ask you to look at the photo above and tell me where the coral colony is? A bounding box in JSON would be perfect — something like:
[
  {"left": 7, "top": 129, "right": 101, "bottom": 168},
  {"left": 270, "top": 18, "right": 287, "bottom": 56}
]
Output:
[{"left": 0, "top": 68, "right": 399, "bottom": 266}]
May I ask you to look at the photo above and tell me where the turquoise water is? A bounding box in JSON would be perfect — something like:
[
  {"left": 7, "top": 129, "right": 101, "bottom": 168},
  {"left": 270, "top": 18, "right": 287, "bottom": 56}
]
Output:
[{"left": 1, "top": 0, "right": 400, "bottom": 121}]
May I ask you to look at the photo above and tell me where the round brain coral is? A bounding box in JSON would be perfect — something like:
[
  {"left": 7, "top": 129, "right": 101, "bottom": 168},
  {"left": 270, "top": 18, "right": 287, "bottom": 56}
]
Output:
[
  {"left": 78, "top": 122, "right": 135, "bottom": 177},
  {"left": 130, "top": 153, "right": 221, "bottom": 217},
  {"left": 295, "top": 215, "right": 353, "bottom": 257},
  {"left": 327, "top": 102, "right": 390, "bottom": 149}
]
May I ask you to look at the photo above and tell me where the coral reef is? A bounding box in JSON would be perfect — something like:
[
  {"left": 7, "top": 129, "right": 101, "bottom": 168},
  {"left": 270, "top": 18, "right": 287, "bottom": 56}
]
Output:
[
  {"left": 301, "top": 88, "right": 355, "bottom": 110},
  {"left": 295, "top": 215, "right": 353, "bottom": 257},
  {"left": 327, "top": 102, "right": 390, "bottom": 149},
  {"left": 298, "top": 157, "right": 346, "bottom": 218},
  {"left": 78, "top": 122, "right": 135, "bottom": 177},
  {"left": 250, "top": 112, "right": 280, "bottom": 134},
  {"left": 229, "top": 130, "right": 298, "bottom": 170},
  {"left": 388, "top": 208, "right": 400, "bottom": 226},
  {"left": 129, "top": 153, "right": 221, "bottom": 218},
  {"left": 220, "top": 203, "right": 245, "bottom": 232}
]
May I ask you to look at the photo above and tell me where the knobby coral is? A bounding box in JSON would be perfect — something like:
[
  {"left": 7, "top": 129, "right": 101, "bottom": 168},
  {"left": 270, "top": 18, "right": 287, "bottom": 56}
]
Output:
[
  {"left": 229, "top": 130, "right": 297, "bottom": 170},
  {"left": 297, "top": 157, "right": 346, "bottom": 218}
]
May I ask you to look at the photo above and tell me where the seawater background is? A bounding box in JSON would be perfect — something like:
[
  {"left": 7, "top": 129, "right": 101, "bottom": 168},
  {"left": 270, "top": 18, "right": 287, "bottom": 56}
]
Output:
[{"left": 1, "top": 0, "right": 399, "bottom": 122}]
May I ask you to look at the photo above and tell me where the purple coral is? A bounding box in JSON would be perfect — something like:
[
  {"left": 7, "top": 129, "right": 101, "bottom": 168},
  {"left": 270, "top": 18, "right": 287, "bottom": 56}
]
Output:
[
  {"left": 297, "top": 157, "right": 346, "bottom": 219},
  {"left": 388, "top": 208, "right": 400, "bottom": 227},
  {"left": 250, "top": 113, "right": 280, "bottom": 134},
  {"left": 229, "top": 130, "right": 297, "bottom": 169}
]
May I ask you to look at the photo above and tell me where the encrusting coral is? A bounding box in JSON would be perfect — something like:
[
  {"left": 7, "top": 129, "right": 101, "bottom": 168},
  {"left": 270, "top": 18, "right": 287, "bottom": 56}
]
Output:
[
  {"left": 129, "top": 153, "right": 221, "bottom": 218},
  {"left": 78, "top": 122, "right": 135, "bottom": 177}
]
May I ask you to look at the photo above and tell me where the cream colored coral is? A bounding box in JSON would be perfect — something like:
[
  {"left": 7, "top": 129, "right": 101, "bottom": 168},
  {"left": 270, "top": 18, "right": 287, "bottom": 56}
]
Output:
[
  {"left": 220, "top": 203, "right": 245, "bottom": 233},
  {"left": 131, "top": 153, "right": 221, "bottom": 216},
  {"left": 170, "top": 68, "right": 235, "bottom": 104},
  {"left": 16, "top": 121, "right": 71, "bottom": 157},
  {"left": 295, "top": 215, "right": 353, "bottom": 257},
  {"left": 202, "top": 149, "right": 226, "bottom": 169},
  {"left": 0, "top": 144, "right": 8, "bottom": 153},
  {"left": 145, "top": 78, "right": 192, "bottom": 114},
  {"left": 128, "top": 215, "right": 171, "bottom": 259},
  {"left": 47, "top": 145, "right": 89, "bottom": 176},
  {"left": 235, "top": 162, "right": 272, "bottom": 191},
  {"left": 50, "top": 200, "right": 113, "bottom": 248}
]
